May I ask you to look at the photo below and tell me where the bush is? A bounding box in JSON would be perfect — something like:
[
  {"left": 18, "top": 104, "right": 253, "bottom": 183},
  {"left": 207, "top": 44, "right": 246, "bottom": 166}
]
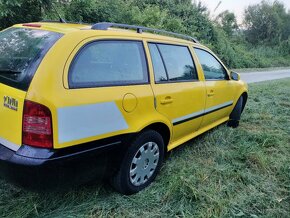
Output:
[{"left": 0, "top": 0, "right": 289, "bottom": 69}]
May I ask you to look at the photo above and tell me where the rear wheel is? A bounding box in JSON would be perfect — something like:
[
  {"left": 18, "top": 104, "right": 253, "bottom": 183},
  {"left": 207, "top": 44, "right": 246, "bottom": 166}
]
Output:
[
  {"left": 228, "top": 96, "right": 243, "bottom": 128},
  {"left": 110, "top": 130, "right": 164, "bottom": 195}
]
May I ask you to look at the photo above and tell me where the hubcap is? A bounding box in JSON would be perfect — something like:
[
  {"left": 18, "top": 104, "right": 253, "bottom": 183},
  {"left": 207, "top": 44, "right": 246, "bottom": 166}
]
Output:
[{"left": 129, "top": 142, "right": 160, "bottom": 186}]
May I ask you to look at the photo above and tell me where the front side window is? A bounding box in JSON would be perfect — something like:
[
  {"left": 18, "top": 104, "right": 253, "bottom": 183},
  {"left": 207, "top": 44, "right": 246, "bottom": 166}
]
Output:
[
  {"left": 157, "top": 44, "right": 198, "bottom": 81},
  {"left": 194, "top": 48, "right": 228, "bottom": 80},
  {"left": 69, "top": 40, "right": 148, "bottom": 88},
  {"left": 0, "top": 28, "right": 62, "bottom": 90}
]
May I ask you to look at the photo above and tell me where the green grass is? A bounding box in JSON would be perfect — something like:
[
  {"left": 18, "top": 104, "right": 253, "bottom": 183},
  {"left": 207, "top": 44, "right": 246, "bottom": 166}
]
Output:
[{"left": 0, "top": 79, "right": 289, "bottom": 218}]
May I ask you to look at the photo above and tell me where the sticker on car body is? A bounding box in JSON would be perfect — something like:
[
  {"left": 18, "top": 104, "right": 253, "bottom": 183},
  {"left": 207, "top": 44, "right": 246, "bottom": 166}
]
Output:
[
  {"left": 57, "top": 102, "right": 128, "bottom": 143},
  {"left": 3, "top": 96, "right": 18, "bottom": 111}
]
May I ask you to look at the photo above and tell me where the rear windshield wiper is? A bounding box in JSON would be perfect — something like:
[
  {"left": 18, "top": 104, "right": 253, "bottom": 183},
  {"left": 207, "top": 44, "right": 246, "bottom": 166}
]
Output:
[{"left": 0, "top": 70, "right": 22, "bottom": 74}]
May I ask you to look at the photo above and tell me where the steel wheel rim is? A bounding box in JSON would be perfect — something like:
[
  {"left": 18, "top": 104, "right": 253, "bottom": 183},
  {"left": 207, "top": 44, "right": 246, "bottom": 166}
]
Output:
[{"left": 129, "top": 142, "right": 160, "bottom": 186}]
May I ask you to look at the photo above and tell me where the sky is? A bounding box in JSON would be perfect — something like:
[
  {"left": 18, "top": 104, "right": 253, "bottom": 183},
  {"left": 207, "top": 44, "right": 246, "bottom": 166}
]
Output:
[{"left": 196, "top": 0, "right": 290, "bottom": 24}]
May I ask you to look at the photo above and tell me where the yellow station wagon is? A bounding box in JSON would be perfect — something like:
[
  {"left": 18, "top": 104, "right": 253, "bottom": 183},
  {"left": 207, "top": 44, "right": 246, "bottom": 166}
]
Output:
[{"left": 0, "top": 21, "right": 248, "bottom": 194}]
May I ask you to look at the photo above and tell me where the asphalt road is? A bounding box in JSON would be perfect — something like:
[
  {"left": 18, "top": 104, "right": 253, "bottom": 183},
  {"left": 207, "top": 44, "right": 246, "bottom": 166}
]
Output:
[{"left": 239, "top": 68, "right": 290, "bottom": 83}]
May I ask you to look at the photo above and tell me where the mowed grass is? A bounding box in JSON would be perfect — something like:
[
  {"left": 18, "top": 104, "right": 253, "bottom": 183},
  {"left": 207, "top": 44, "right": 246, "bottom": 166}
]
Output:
[{"left": 0, "top": 79, "right": 289, "bottom": 218}]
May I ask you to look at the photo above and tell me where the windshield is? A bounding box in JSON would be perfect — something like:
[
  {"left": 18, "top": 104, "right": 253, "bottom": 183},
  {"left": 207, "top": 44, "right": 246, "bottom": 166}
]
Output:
[{"left": 0, "top": 27, "right": 63, "bottom": 90}]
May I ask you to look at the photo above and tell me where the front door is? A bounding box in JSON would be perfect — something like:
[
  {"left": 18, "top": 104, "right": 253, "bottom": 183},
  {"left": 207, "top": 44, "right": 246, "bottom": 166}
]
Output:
[
  {"left": 148, "top": 42, "right": 206, "bottom": 143},
  {"left": 194, "top": 48, "right": 235, "bottom": 128}
]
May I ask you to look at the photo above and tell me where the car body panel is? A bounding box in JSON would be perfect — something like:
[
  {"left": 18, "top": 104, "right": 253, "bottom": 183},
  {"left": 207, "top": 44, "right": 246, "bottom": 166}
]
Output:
[
  {"left": 0, "top": 22, "right": 249, "bottom": 190},
  {"left": 0, "top": 83, "right": 26, "bottom": 150},
  {"left": 3, "top": 22, "right": 247, "bottom": 152},
  {"left": 25, "top": 33, "right": 172, "bottom": 149}
]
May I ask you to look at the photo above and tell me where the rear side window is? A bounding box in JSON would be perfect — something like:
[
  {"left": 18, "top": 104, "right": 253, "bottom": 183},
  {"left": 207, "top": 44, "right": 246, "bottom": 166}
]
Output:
[
  {"left": 194, "top": 48, "right": 228, "bottom": 80},
  {"left": 157, "top": 44, "right": 198, "bottom": 82},
  {"left": 69, "top": 40, "right": 148, "bottom": 88},
  {"left": 0, "top": 28, "right": 63, "bottom": 91}
]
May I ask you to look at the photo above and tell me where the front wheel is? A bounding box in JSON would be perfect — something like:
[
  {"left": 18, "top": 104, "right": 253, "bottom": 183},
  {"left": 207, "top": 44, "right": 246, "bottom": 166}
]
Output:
[{"left": 110, "top": 130, "right": 164, "bottom": 195}]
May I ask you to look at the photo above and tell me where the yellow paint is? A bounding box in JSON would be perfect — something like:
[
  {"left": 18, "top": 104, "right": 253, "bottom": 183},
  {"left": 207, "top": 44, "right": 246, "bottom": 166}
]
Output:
[
  {"left": 2, "top": 22, "right": 247, "bottom": 151},
  {"left": 0, "top": 83, "right": 26, "bottom": 146},
  {"left": 122, "top": 93, "right": 138, "bottom": 113}
]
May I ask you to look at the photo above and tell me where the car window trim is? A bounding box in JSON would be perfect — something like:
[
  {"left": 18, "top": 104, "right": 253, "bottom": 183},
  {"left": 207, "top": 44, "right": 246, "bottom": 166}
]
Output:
[
  {"left": 148, "top": 42, "right": 199, "bottom": 84},
  {"left": 154, "top": 43, "right": 170, "bottom": 81},
  {"left": 68, "top": 39, "right": 150, "bottom": 89},
  {"left": 193, "top": 47, "right": 230, "bottom": 81},
  {"left": 155, "top": 79, "right": 200, "bottom": 84}
]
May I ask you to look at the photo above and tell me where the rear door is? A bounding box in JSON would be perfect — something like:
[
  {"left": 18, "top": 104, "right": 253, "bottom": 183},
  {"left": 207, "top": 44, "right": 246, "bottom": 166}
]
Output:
[
  {"left": 148, "top": 42, "right": 206, "bottom": 144},
  {"left": 58, "top": 38, "right": 155, "bottom": 148},
  {"left": 0, "top": 27, "right": 62, "bottom": 150},
  {"left": 193, "top": 48, "right": 236, "bottom": 128}
]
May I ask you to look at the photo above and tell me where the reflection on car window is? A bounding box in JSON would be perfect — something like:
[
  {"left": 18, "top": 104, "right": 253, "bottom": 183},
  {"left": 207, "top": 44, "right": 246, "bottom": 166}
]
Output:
[
  {"left": 194, "top": 48, "right": 228, "bottom": 80},
  {"left": 148, "top": 43, "right": 168, "bottom": 82},
  {"left": 0, "top": 28, "right": 62, "bottom": 90},
  {"left": 157, "top": 44, "right": 198, "bottom": 81},
  {"left": 69, "top": 41, "right": 148, "bottom": 88}
]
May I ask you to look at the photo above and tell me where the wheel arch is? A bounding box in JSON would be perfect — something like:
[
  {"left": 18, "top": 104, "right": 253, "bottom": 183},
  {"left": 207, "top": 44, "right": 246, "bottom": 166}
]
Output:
[
  {"left": 230, "top": 91, "right": 248, "bottom": 121},
  {"left": 241, "top": 92, "right": 248, "bottom": 112},
  {"left": 142, "top": 122, "right": 171, "bottom": 153}
]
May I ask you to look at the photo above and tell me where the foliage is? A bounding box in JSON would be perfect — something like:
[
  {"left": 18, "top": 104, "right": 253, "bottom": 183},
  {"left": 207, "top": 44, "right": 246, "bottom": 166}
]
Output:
[
  {"left": 244, "top": 1, "right": 290, "bottom": 45},
  {"left": 64, "top": 0, "right": 185, "bottom": 32},
  {"left": 0, "top": 0, "right": 289, "bottom": 69},
  {"left": 0, "top": 0, "right": 41, "bottom": 28},
  {"left": 215, "top": 10, "right": 238, "bottom": 37},
  {"left": 279, "top": 37, "right": 290, "bottom": 55}
]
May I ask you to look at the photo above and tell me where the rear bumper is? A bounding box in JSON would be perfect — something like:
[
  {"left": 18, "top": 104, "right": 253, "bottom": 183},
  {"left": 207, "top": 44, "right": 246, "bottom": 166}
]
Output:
[{"left": 0, "top": 136, "right": 129, "bottom": 190}]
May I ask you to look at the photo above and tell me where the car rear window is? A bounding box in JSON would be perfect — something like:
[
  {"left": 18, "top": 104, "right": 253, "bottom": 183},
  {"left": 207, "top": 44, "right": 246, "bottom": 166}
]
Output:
[{"left": 0, "top": 27, "right": 63, "bottom": 91}]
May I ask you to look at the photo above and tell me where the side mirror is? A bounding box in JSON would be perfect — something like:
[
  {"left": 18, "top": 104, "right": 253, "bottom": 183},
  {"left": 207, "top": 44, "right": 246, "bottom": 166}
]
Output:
[{"left": 231, "top": 71, "right": 240, "bottom": 81}]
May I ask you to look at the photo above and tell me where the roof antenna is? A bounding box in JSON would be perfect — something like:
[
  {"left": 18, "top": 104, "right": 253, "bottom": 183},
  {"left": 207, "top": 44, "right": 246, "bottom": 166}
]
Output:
[
  {"left": 42, "top": 0, "right": 66, "bottom": 23},
  {"left": 214, "top": 1, "right": 222, "bottom": 13}
]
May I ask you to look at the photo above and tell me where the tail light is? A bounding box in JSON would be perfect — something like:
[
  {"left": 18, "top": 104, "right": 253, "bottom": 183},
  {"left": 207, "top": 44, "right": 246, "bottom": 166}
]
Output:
[{"left": 22, "top": 100, "right": 53, "bottom": 148}]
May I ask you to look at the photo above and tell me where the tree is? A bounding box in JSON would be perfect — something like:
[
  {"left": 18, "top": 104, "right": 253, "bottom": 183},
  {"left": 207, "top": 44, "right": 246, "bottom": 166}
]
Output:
[
  {"left": 243, "top": 1, "right": 288, "bottom": 45},
  {"left": 0, "top": 0, "right": 61, "bottom": 29},
  {"left": 216, "top": 10, "right": 238, "bottom": 36}
]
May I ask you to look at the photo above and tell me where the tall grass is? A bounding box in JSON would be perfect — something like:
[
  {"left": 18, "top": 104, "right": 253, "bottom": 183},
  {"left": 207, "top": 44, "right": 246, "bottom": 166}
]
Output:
[{"left": 0, "top": 79, "right": 289, "bottom": 217}]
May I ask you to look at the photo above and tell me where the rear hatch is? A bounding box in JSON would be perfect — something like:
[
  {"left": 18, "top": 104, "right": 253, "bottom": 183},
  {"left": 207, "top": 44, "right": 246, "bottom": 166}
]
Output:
[{"left": 0, "top": 26, "right": 62, "bottom": 150}]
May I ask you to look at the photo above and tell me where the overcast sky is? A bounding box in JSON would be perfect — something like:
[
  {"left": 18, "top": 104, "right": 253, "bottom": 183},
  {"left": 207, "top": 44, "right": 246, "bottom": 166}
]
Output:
[{"left": 196, "top": 0, "right": 290, "bottom": 24}]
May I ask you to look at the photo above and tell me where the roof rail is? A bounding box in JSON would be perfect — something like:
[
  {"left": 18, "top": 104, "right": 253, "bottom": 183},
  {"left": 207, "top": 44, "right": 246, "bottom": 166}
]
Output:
[{"left": 91, "top": 22, "right": 199, "bottom": 43}]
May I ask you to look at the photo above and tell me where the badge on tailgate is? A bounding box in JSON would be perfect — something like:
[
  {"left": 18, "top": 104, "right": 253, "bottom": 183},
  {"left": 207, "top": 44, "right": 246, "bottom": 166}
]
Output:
[{"left": 4, "top": 96, "right": 18, "bottom": 111}]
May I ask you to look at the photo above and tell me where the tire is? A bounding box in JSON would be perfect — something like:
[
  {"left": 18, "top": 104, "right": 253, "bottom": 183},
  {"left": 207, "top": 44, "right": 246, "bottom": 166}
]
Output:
[
  {"left": 228, "top": 96, "right": 243, "bottom": 128},
  {"left": 110, "top": 130, "right": 164, "bottom": 195}
]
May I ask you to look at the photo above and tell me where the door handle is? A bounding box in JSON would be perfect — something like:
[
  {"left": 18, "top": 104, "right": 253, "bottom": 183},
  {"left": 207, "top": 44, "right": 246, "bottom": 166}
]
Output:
[
  {"left": 207, "top": 90, "right": 215, "bottom": 97},
  {"left": 160, "top": 96, "right": 173, "bottom": 105}
]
